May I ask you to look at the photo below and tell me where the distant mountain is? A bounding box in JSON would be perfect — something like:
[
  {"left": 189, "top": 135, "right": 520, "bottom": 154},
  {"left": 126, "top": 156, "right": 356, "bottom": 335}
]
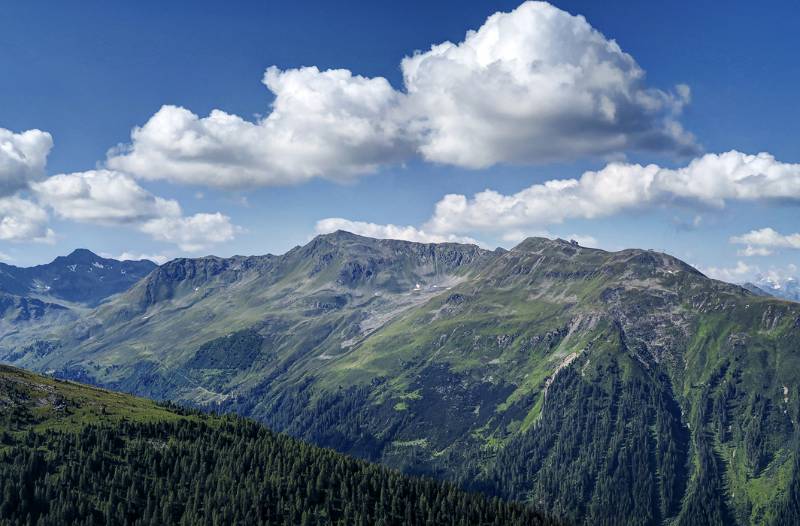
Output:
[
  {"left": 749, "top": 276, "right": 800, "bottom": 302},
  {"left": 0, "top": 250, "right": 158, "bottom": 356},
  {"left": 0, "top": 364, "right": 555, "bottom": 526},
  {"left": 5, "top": 232, "right": 800, "bottom": 525},
  {"left": 0, "top": 248, "right": 157, "bottom": 306},
  {"left": 741, "top": 281, "right": 773, "bottom": 297}
]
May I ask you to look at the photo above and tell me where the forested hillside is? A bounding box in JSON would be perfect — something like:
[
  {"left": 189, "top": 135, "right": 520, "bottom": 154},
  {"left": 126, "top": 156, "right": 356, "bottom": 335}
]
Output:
[{"left": 0, "top": 365, "right": 556, "bottom": 526}]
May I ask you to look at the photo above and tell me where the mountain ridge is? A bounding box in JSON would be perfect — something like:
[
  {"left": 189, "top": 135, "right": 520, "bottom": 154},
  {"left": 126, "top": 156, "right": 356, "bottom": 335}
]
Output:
[
  {"left": 0, "top": 248, "right": 157, "bottom": 307},
  {"left": 749, "top": 276, "right": 800, "bottom": 303},
  {"left": 2, "top": 232, "right": 799, "bottom": 525}
]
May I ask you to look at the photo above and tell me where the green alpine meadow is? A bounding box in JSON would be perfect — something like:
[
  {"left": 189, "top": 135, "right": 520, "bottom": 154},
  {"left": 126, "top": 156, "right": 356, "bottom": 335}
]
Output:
[{"left": 3, "top": 232, "right": 799, "bottom": 524}]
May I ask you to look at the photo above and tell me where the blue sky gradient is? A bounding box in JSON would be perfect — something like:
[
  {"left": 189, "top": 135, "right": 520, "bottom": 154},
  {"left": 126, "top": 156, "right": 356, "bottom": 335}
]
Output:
[{"left": 0, "top": 1, "right": 798, "bottom": 284}]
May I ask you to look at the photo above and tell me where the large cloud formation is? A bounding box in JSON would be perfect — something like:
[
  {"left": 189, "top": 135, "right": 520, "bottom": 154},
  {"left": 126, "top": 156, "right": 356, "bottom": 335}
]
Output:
[
  {"left": 140, "top": 213, "right": 238, "bottom": 252},
  {"left": 106, "top": 1, "right": 696, "bottom": 187},
  {"left": 108, "top": 68, "right": 412, "bottom": 187},
  {"left": 32, "top": 170, "right": 181, "bottom": 224},
  {"left": 401, "top": 1, "right": 694, "bottom": 167},
  {"left": 0, "top": 197, "right": 53, "bottom": 243},
  {"left": 702, "top": 260, "right": 798, "bottom": 285},
  {"left": 0, "top": 123, "right": 239, "bottom": 250},
  {"left": 319, "top": 151, "right": 800, "bottom": 244},
  {"left": 424, "top": 151, "right": 800, "bottom": 235}
]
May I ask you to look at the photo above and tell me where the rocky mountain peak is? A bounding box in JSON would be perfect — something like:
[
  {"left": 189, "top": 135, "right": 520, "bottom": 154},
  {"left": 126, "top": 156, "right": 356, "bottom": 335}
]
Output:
[
  {"left": 62, "top": 248, "right": 102, "bottom": 263},
  {"left": 511, "top": 236, "right": 588, "bottom": 254},
  {"left": 0, "top": 251, "right": 157, "bottom": 308}
]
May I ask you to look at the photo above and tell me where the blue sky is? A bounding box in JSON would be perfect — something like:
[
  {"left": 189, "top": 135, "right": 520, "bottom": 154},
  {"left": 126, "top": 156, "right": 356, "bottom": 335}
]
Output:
[{"left": 0, "top": 0, "right": 798, "bottom": 284}]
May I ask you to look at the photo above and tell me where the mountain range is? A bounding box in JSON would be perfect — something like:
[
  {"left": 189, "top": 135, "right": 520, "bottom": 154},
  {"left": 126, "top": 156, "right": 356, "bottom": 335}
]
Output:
[
  {"left": 0, "top": 249, "right": 156, "bottom": 363},
  {"left": 2, "top": 232, "right": 799, "bottom": 525},
  {"left": 0, "top": 248, "right": 156, "bottom": 307},
  {"left": 746, "top": 276, "right": 800, "bottom": 303}
]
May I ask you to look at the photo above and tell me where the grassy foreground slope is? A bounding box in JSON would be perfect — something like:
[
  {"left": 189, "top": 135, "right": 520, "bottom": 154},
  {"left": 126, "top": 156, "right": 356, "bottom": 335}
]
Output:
[{"left": 0, "top": 365, "right": 555, "bottom": 526}]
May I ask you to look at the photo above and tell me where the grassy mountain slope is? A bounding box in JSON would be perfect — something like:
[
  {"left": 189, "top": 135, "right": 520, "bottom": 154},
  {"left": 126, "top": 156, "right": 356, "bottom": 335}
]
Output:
[
  {"left": 0, "top": 364, "right": 185, "bottom": 435},
  {"left": 5, "top": 232, "right": 800, "bottom": 524},
  {"left": 9, "top": 232, "right": 493, "bottom": 400},
  {"left": 0, "top": 365, "right": 555, "bottom": 526}
]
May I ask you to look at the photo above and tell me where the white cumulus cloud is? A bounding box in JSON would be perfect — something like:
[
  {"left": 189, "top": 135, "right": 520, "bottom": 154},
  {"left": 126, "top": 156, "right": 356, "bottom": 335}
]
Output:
[
  {"left": 107, "top": 67, "right": 412, "bottom": 187},
  {"left": 0, "top": 127, "right": 53, "bottom": 196},
  {"left": 105, "top": 1, "right": 695, "bottom": 188},
  {"left": 702, "top": 261, "right": 799, "bottom": 288},
  {"left": 731, "top": 227, "right": 800, "bottom": 250},
  {"left": 0, "top": 126, "right": 55, "bottom": 242},
  {"left": 401, "top": 1, "right": 695, "bottom": 167},
  {"left": 32, "top": 170, "right": 239, "bottom": 251},
  {"left": 702, "top": 261, "right": 754, "bottom": 283},
  {"left": 32, "top": 170, "right": 181, "bottom": 224},
  {"left": 317, "top": 150, "right": 800, "bottom": 249},
  {"left": 737, "top": 245, "right": 773, "bottom": 257},
  {"left": 315, "top": 218, "right": 479, "bottom": 245},
  {"left": 140, "top": 213, "right": 238, "bottom": 252},
  {"left": 0, "top": 196, "right": 54, "bottom": 243},
  {"left": 424, "top": 151, "right": 800, "bottom": 236}
]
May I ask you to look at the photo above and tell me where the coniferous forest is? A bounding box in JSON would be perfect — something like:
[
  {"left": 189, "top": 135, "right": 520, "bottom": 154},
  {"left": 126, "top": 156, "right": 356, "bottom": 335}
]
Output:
[{"left": 0, "top": 366, "right": 556, "bottom": 526}]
